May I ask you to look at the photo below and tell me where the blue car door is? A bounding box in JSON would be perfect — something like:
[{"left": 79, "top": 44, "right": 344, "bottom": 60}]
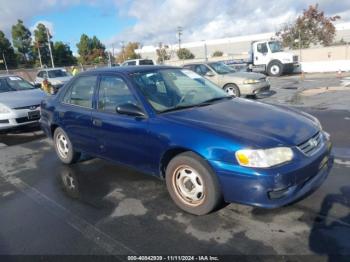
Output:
[
  {"left": 57, "top": 74, "right": 98, "bottom": 153},
  {"left": 91, "top": 74, "right": 154, "bottom": 173}
]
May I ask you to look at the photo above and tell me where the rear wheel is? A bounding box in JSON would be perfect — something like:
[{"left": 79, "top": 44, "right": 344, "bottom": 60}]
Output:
[
  {"left": 54, "top": 127, "right": 81, "bottom": 164},
  {"left": 224, "top": 84, "right": 240, "bottom": 97},
  {"left": 165, "top": 152, "right": 222, "bottom": 215}
]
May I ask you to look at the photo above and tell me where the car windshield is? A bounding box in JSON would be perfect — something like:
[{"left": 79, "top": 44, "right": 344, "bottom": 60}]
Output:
[
  {"left": 131, "top": 69, "right": 231, "bottom": 113},
  {"left": 268, "top": 41, "right": 284, "bottom": 53},
  {"left": 48, "top": 69, "right": 70, "bottom": 78},
  {"left": 5, "top": 76, "right": 35, "bottom": 91},
  {"left": 208, "top": 62, "right": 235, "bottom": 75}
]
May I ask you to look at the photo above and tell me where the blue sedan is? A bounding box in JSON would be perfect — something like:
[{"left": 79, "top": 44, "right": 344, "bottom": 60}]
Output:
[{"left": 40, "top": 66, "right": 333, "bottom": 215}]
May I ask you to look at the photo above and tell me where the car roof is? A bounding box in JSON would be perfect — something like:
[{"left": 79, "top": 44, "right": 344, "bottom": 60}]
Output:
[
  {"left": 38, "top": 68, "right": 66, "bottom": 72},
  {"left": 0, "top": 74, "right": 21, "bottom": 79},
  {"left": 79, "top": 65, "right": 179, "bottom": 75},
  {"left": 123, "top": 59, "right": 153, "bottom": 62}
]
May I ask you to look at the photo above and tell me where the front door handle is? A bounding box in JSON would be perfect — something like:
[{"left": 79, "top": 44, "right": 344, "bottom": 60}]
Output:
[{"left": 92, "top": 118, "right": 103, "bottom": 127}]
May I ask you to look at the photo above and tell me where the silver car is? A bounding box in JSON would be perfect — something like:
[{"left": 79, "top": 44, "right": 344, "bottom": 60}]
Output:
[
  {"left": 0, "top": 75, "right": 47, "bottom": 131},
  {"left": 35, "top": 68, "right": 72, "bottom": 91},
  {"left": 183, "top": 62, "right": 270, "bottom": 97}
]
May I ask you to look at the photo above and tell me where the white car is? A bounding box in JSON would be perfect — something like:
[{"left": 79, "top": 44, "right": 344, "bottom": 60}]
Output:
[
  {"left": 0, "top": 75, "right": 47, "bottom": 132},
  {"left": 35, "top": 68, "right": 72, "bottom": 91},
  {"left": 121, "top": 59, "right": 155, "bottom": 66}
]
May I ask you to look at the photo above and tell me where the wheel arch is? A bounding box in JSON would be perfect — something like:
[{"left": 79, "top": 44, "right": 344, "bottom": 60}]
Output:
[{"left": 159, "top": 147, "right": 209, "bottom": 179}]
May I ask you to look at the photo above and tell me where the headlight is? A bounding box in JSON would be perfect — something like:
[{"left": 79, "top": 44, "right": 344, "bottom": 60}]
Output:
[
  {"left": 243, "top": 79, "right": 259, "bottom": 84},
  {"left": 0, "top": 103, "right": 11, "bottom": 114},
  {"left": 235, "top": 147, "right": 294, "bottom": 168}
]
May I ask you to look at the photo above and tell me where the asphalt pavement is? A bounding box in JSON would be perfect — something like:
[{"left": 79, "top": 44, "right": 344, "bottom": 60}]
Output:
[{"left": 0, "top": 74, "right": 349, "bottom": 260}]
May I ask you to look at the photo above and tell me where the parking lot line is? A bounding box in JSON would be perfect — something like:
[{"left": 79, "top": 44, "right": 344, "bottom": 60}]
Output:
[{"left": 0, "top": 171, "right": 137, "bottom": 256}]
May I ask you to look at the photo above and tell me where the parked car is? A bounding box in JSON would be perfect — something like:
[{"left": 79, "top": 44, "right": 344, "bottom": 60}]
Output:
[
  {"left": 121, "top": 59, "right": 155, "bottom": 66},
  {"left": 35, "top": 68, "right": 73, "bottom": 93},
  {"left": 0, "top": 75, "right": 47, "bottom": 132},
  {"left": 183, "top": 62, "right": 270, "bottom": 97},
  {"left": 40, "top": 66, "right": 333, "bottom": 215}
]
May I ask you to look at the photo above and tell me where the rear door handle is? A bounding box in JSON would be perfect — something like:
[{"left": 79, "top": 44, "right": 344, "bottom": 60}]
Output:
[{"left": 92, "top": 118, "right": 103, "bottom": 127}]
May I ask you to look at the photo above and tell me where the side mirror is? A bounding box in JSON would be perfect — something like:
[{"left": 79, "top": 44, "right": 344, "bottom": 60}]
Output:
[
  {"left": 116, "top": 103, "right": 146, "bottom": 117},
  {"left": 34, "top": 83, "right": 41, "bottom": 88},
  {"left": 205, "top": 71, "right": 215, "bottom": 77}
]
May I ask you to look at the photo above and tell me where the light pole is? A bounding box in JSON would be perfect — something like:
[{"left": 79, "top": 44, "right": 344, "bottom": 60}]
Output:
[
  {"left": 46, "top": 27, "right": 55, "bottom": 68},
  {"left": 2, "top": 52, "right": 8, "bottom": 73},
  {"left": 202, "top": 40, "right": 207, "bottom": 62},
  {"left": 177, "top": 26, "right": 183, "bottom": 50},
  {"left": 120, "top": 41, "right": 125, "bottom": 62},
  {"left": 35, "top": 42, "right": 43, "bottom": 68}
]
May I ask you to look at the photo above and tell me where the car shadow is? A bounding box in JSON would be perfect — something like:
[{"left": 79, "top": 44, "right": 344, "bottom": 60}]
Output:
[
  {"left": 309, "top": 186, "right": 350, "bottom": 261},
  {"left": 0, "top": 125, "right": 45, "bottom": 146},
  {"left": 249, "top": 90, "right": 277, "bottom": 100}
]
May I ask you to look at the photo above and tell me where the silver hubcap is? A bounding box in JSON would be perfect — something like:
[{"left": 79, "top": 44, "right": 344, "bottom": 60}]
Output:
[
  {"left": 271, "top": 65, "right": 280, "bottom": 75},
  {"left": 173, "top": 165, "right": 205, "bottom": 206},
  {"left": 224, "top": 86, "right": 237, "bottom": 96},
  {"left": 56, "top": 133, "right": 69, "bottom": 159},
  {"left": 63, "top": 172, "right": 76, "bottom": 190}
]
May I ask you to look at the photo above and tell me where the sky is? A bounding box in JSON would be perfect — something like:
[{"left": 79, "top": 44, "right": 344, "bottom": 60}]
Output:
[{"left": 0, "top": 0, "right": 350, "bottom": 54}]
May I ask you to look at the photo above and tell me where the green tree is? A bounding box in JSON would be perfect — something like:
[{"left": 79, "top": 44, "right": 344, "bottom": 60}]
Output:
[
  {"left": 0, "top": 31, "right": 17, "bottom": 69},
  {"left": 76, "top": 34, "right": 91, "bottom": 64},
  {"left": 212, "top": 50, "right": 223, "bottom": 57},
  {"left": 177, "top": 48, "right": 194, "bottom": 60},
  {"left": 277, "top": 4, "right": 340, "bottom": 49},
  {"left": 76, "top": 34, "right": 106, "bottom": 64},
  {"left": 116, "top": 42, "right": 141, "bottom": 63},
  {"left": 53, "top": 41, "right": 76, "bottom": 66},
  {"left": 11, "top": 20, "right": 33, "bottom": 65},
  {"left": 33, "top": 23, "right": 53, "bottom": 67}
]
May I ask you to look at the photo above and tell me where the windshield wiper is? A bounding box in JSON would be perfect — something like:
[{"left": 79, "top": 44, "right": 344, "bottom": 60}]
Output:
[
  {"left": 160, "top": 96, "right": 232, "bottom": 113},
  {"left": 199, "top": 96, "right": 232, "bottom": 105},
  {"left": 160, "top": 104, "right": 198, "bottom": 113}
]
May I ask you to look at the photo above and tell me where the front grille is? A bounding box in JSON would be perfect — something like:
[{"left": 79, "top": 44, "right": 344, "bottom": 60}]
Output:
[
  {"left": 293, "top": 55, "right": 298, "bottom": 62},
  {"left": 297, "top": 132, "right": 323, "bottom": 156},
  {"left": 14, "top": 104, "right": 40, "bottom": 110}
]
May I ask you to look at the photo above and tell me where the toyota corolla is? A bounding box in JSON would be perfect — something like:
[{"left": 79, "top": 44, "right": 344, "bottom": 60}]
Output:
[{"left": 40, "top": 66, "right": 333, "bottom": 215}]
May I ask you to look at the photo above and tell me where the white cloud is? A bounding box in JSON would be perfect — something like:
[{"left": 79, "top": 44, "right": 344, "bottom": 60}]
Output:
[
  {"left": 30, "top": 20, "right": 55, "bottom": 36},
  {"left": 0, "top": 0, "right": 349, "bottom": 48}
]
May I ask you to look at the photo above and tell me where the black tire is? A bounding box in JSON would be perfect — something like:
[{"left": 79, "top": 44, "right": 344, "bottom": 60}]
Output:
[
  {"left": 165, "top": 152, "right": 222, "bottom": 215},
  {"left": 224, "top": 83, "right": 240, "bottom": 97},
  {"left": 53, "top": 127, "right": 81, "bottom": 164},
  {"left": 267, "top": 61, "right": 283, "bottom": 77}
]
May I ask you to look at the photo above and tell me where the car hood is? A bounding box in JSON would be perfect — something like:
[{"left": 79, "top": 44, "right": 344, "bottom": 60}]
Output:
[
  {"left": 162, "top": 99, "right": 319, "bottom": 147},
  {"left": 0, "top": 88, "right": 47, "bottom": 108},
  {"left": 224, "top": 72, "right": 266, "bottom": 80}
]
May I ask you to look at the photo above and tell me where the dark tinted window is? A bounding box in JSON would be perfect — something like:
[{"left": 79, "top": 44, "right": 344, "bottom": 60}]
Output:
[
  {"left": 128, "top": 61, "right": 136, "bottom": 66},
  {"left": 139, "top": 59, "right": 154, "bottom": 65},
  {"left": 63, "top": 75, "right": 96, "bottom": 108},
  {"left": 0, "top": 79, "right": 12, "bottom": 93},
  {"left": 48, "top": 69, "right": 69, "bottom": 78},
  {"left": 98, "top": 76, "right": 137, "bottom": 113},
  {"left": 257, "top": 43, "right": 268, "bottom": 53}
]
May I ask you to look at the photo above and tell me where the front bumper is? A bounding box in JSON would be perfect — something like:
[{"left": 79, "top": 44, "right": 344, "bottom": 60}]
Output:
[
  {"left": 209, "top": 135, "right": 333, "bottom": 208},
  {"left": 239, "top": 81, "right": 270, "bottom": 95},
  {"left": 0, "top": 107, "right": 41, "bottom": 131}
]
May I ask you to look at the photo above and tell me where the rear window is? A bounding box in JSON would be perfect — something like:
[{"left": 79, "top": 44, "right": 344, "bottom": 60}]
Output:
[
  {"left": 139, "top": 60, "right": 154, "bottom": 65},
  {"left": 48, "top": 69, "right": 70, "bottom": 78}
]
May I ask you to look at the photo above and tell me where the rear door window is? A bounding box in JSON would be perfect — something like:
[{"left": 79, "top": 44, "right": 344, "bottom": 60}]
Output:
[
  {"left": 62, "top": 75, "right": 97, "bottom": 108},
  {"left": 139, "top": 59, "right": 154, "bottom": 65}
]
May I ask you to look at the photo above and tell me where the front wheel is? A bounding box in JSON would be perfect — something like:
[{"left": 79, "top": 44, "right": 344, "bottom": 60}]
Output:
[
  {"left": 165, "top": 152, "right": 222, "bottom": 215},
  {"left": 267, "top": 61, "right": 283, "bottom": 77},
  {"left": 224, "top": 84, "right": 240, "bottom": 97},
  {"left": 54, "top": 127, "right": 81, "bottom": 164}
]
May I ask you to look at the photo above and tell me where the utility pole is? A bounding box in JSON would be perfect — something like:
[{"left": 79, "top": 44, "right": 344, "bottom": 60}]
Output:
[
  {"left": 36, "top": 42, "right": 43, "bottom": 68},
  {"left": 177, "top": 26, "right": 183, "bottom": 50},
  {"left": 2, "top": 52, "right": 8, "bottom": 73},
  {"left": 46, "top": 27, "right": 55, "bottom": 68},
  {"left": 108, "top": 51, "right": 112, "bottom": 67},
  {"left": 120, "top": 41, "right": 125, "bottom": 62},
  {"left": 202, "top": 40, "right": 207, "bottom": 61},
  {"left": 298, "top": 29, "right": 302, "bottom": 62}
]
